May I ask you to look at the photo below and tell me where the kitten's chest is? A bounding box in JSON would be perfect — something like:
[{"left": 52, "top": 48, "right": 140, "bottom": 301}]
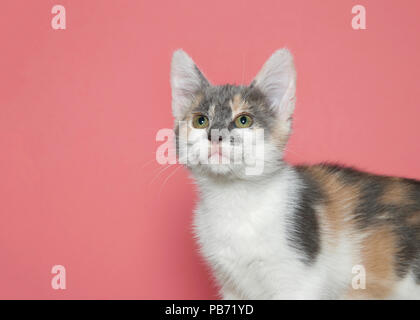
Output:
[
  {"left": 192, "top": 172, "right": 309, "bottom": 298},
  {"left": 193, "top": 178, "right": 296, "bottom": 269}
]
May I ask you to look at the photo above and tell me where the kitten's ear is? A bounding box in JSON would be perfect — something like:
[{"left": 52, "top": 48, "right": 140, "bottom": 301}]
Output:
[
  {"left": 251, "top": 49, "right": 296, "bottom": 121},
  {"left": 171, "top": 49, "right": 210, "bottom": 119}
]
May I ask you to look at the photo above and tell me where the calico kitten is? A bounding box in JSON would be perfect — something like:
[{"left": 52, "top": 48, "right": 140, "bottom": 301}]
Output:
[{"left": 170, "top": 48, "right": 420, "bottom": 299}]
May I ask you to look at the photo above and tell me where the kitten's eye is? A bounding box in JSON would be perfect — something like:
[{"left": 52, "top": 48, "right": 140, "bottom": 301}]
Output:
[
  {"left": 234, "top": 114, "right": 253, "bottom": 128},
  {"left": 192, "top": 114, "right": 209, "bottom": 129}
]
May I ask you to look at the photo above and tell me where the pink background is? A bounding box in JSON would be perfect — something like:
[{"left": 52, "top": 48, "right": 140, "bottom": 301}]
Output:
[{"left": 1, "top": 0, "right": 420, "bottom": 299}]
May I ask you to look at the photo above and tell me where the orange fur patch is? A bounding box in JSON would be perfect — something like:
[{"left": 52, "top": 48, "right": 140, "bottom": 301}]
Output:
[
  {"left": 230, "top": 94, "right": 248, "bottom": 117},
  {"left": 406, "top": 211, "right": 420, "bottom": 225},
  {"left": 357, "top": 227, "right": 397, "bottom": 298},
  {"left": 305, "top": 166, "right": 359, "bottom": 244},
  {"left": 380, "top": 180, "right": 413, "bottom": 205}
]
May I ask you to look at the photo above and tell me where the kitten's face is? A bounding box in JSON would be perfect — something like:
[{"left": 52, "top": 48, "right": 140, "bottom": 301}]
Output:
[{"left": 171, "top": 49, "right": 296, "bottom": 179}]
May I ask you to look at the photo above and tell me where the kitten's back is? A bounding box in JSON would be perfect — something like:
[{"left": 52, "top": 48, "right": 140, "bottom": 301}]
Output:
[{"left": 295, "top": 164, "right": 420, "bottom": 298}]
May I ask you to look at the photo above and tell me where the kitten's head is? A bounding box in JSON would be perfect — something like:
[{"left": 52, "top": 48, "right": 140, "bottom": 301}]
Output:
[{"left": 171, "top": 49, "right": 296, "bottom": 180}]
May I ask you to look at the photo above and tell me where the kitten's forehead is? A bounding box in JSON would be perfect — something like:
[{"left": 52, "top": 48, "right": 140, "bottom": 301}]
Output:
[{"left": 194, "top": 85, "right": 241, "bottom": 114}]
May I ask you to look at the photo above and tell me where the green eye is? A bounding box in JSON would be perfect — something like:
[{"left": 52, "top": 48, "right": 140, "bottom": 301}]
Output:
[
  {"left": 192, "top": 114, "right": 209, "bottom": 129},
  {"left": 234, "top": 114, "right": 253, "bottom": 128}
]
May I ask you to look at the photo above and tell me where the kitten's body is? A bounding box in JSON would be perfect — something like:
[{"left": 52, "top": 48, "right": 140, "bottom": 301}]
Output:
[
  {"left": 170, "top": 49, "right": 420, "bottom": 299},
  {"left": 194, "top": 164, "right": 420, "bottom": 299}
]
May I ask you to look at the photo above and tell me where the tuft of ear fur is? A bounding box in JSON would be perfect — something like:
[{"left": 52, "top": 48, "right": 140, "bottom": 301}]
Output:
[
  {"left": 251, "top": 49, "right": 296, "bottom": 122},
  {"left": 171, "top": 49, "right": 210, "bottom": 120}
]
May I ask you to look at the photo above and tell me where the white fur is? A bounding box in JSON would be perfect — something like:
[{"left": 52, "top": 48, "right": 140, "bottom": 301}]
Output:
[
  {"left": 193, "top": 167, "right": 312, "bottom": 299},
  {"left": 193, "top": 167, "right": 348, "bottom": 299}
]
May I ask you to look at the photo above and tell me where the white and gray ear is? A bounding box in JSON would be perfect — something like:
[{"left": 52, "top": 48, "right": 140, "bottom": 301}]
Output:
[
  {"left": 171, "top": 49, "right": 210, "bottom": 119},
  {"left": 251, "top": 49, "right": 296, "bottom": 121}
]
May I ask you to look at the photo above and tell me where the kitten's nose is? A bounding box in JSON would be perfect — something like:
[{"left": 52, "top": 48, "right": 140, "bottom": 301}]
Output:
[
  {"left": 207, "top": 132, "right": 223, "bottom": 142},
  {"left": 208, "top": 128, "right": 230, "bottom": 143}
]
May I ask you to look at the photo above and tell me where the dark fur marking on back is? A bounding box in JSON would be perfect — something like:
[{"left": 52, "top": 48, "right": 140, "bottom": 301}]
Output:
[
  {"left": 395, "top": 225, "right": 419, "bottom": 278},
  {"left": 288, "top": 168, "right": 323, "bottom": 265},
  {"left": 353, "top": 176, "right": 387, "bottom": 227}
]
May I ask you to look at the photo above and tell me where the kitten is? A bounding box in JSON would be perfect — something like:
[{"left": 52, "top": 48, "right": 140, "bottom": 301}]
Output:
[{"left": 170, "top": 48, "right": 420, "bottom": 299}]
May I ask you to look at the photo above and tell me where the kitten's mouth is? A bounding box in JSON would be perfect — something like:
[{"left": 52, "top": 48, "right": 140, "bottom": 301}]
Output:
[
  {"left": 208, "top": 147, "right": 228, "bottom": 164},
  {"left": 209, "top": 148, "right": 222, "bottom": 157}
]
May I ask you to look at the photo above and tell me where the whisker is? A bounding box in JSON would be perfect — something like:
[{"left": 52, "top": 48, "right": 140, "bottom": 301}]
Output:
[
  {"left": 140, "top": 158, "right": 159, "bottom": 169},
  {"left": 158, "top": 165, "right": 183, "bottom": 195},
  {"left": 141, "top": 148, "right": 178, "bottom": 168},
  {"left": 284, "top": 146, "right": 304, "bottom": 159},
  {"left": 149, "top": 164, "right": 174, "bottom": 185}
]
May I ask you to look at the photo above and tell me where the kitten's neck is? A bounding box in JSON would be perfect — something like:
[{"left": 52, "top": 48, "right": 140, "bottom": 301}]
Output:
[
  {"left": 192, "top": 164, "right": 295, "bottom": 197},
  {"left": 192, "top": 164, "right": 300, "bottom": 223}
]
